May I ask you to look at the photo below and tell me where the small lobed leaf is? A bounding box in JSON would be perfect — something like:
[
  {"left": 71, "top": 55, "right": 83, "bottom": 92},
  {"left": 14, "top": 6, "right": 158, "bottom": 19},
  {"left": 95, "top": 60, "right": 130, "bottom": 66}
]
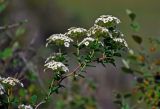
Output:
[
  {"left": 132, "top": 35, "right": 142, "bottom": 44},
  {"left": 130, "top": 22, "right": 140, "bottom": 31}
]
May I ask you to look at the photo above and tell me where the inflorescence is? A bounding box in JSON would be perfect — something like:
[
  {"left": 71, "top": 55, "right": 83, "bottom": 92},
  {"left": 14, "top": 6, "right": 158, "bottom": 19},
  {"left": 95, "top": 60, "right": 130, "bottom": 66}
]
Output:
[
  {"left": 46, "top": 34, "right": 73, "bottom": 47},
  {"left": 46, "top": 15, "right": 127, "bottom": 48},
  {"left": 45, "top": 15, "right": 128, "bottom": 73},
  {"left": 0, "top": 76, "right": 24, "bottom": 95},
  {"left": 44, "top": 60, "right": 69, "bottom": 72},
  {"left": 18, "top": 104, "right": 33, "bottom": 109},
  {"left": 0, "top": 15, "right": 128, "bottom": 109}
]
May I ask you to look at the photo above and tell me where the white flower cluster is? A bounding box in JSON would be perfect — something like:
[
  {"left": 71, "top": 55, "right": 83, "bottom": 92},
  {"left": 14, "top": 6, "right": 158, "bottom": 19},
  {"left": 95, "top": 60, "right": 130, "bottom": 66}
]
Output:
[
  {"left": 95, "top": 15, "right": 120, "bottom": 25},
  {"left": 44, "top": 60, "right": 69, "bottom": 72},
  {"left": 1, "top": 77, "right": 24, "bottom": 87},
  {"left": 45, "top": 55, "right": 56, "bottom": 63},
  {"left": 78, "top": 37, "right": 103, "bottom": 46},
  {"left": 46, "top": 34, "right": 73, "bottom": 47},
  {"left": 45, "top": 52, "right": 63, "bottom": 63},
  {"left": 78, "top": 37, "right": 95, "bottom": 46},
  {"left": 113, "top": 38, "right": 128, "bottom": 48},
  {"left": 18, "top": 104, "right": 33, "bottom": 109},
  {"left": 66, "top": 27, "right": 87, "bottom": 35},
  {"left": 0, "top": 76, "right": 23, "bottom": 95},
  {"left": 0, "top": 83, "right": 5, "bottom": 95},
  {"left": 87, "top": 24, "right": 110, "bottom": 37}
]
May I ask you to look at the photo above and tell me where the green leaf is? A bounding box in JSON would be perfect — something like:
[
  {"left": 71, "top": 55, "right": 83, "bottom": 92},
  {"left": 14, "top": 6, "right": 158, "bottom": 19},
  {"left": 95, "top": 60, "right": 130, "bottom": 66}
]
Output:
[
  {"left": 50, "top": 86, "right": 60, "bottom": 94},
  {"left": 121, "top": 67, "right": 134, "bottom": 74},
  {"left": 126, "top": 9, "right": 136, "bottom": 21},
  {"left": 124, "top": 93, "right": 132, "bottom": 98},
  {"left": 132, "top": 35, "right": 142, "bottom": 44},
  {"left": 0, "top": 1, "right": 8, "bottom": 13},
  {"left": 55, "top": 100, "right": 65, "bottom": 109},
  {"left": 114, "top": 53, "right": 121, "bottom": 57},
  {"left": 130, "top": 22, "right": 140, "bottom": 31},
  {"left": 11, "top": 97, "right": 19, "bottom": 107},
  {"left": 113, "top": 100, "right": 122, "bottom": 106},
  {"left": 86, "top": 64, "right": 96, "bottom": 67},
  {"left": 0, "top": 48, "right": 13, "bottom": 60},
  {"left": 115, "top": 93, "right": 122, "bottom": 99},
  {"left": 30, "top": 95, "right": 38, "bottom": 105},
  {"left": 19, "top": 89, "right": 27, "bottom": 97},
  {"left": 15, "top": 27, "right": 26, "bottom": 37},
  {"left": 122, "top": 104, "right": 130, "bottom": 109},
  {"left": 78, "top": 74, "right": 85, "bottom": 78}
]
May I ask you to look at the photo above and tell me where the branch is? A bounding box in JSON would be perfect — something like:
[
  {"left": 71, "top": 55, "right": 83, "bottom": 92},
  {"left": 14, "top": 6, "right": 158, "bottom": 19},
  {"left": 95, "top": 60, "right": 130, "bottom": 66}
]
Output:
[
  {"left": 0, "top": 20, "right": 28, "bottom": 31},
  {"left": 35, "top": 43, "right": 96, "bottom": 109},
  {"left": 35, "top": 100, "right": 46, "bottom": 109},
  {"left": 35, "top": 64, "right": 82, "bottom": 109}
]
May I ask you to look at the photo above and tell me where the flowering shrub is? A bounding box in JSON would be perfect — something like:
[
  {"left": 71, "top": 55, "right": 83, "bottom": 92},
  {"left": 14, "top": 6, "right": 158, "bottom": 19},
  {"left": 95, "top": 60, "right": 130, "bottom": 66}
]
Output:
[{"left": 0, "top": 14, "right": 128, "bottom": 109}]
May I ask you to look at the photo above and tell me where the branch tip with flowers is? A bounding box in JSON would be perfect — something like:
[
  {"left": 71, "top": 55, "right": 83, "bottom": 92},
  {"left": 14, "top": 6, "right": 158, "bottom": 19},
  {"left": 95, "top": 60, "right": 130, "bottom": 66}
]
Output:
[
  {"left": 0, "top": 15, "right": 128, "bottom": 109},
  {"left": 35, "top": 15, "right": 128, "bottom": 109}
]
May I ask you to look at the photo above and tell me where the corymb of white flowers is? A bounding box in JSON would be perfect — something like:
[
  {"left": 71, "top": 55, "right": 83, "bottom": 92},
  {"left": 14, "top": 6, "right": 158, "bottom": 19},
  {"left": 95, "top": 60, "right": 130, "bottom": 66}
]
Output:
[
  {"left": 66, "top": 27, "right": 87, "bottom": 37},
  {"left": 45, "top": 52, "right": 63, "bottom": 63},
  {"left": 45, "top": 55, "right": 56, "bottom": 63},
  {"left": 87, "top": 24, "right": 110, "bottom": 37},
  {"left": 113, "top": 38, "right": 128, "bottom": 48},
  {"left": 78, "top": 37, "right": 95, "bottom": 46},
  {"left": 18, "top": 104, "right": 33, "bottom": 109},
  {"left": 44, "top": 60, "right": 69, "bottom": 73},
  {"left": 46, "top": 15, "right": 128, "bottom": 49},
  {"left": 46, "top": 34, "right": 73, "bottom": 47},
  {"left": 78, "top": 37, "right": 104, "bottom": 47},
  {"left": 95, "top": 15, "right": 121, "bottom": 27},
  {"left": 1, "top": 77, "right": 24, "bottom": 87}
]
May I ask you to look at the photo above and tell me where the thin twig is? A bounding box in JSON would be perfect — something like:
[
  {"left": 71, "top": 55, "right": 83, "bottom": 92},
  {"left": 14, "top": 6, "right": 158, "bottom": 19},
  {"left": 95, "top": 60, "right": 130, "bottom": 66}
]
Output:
[
  {"left": 35, "top": 100, "right": 46, "bottom": 109},
  {"left": 0, "top": 20, "right": 28, "bottom": 31},
  {"left": 35, "top": 43, "right": 96, "bottom": 109},
  {"left": 35, "top": 64, "right": 81, "bottom": 109}
]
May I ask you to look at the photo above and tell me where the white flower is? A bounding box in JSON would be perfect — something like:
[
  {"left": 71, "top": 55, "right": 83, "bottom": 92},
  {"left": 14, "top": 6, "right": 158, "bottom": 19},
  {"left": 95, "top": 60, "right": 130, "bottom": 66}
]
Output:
[
  {"left": 113, "top": 38, "right": 128, "bottom": 48},
  {"left": 78, "top": 37, "right": 103, "bottom": 47},
  {"left": 129, "top": 49, "right": 134, "bottom": 55},
  {"left": 78, "top": 37, "right": 95, "bottom": 46},
  {"left": 18, "top": 104, "right": 33, "bottom": 109},
  {"left": 45, "top": 53, "right": 62, "bottom": 63},
  {"left": 111, "top": 30, "right": 124, "bottom": 38},
  {"left": 64, "top": 42, "right": 70, "bottom": 47},
  {"left": 46, "top": 34, "right": 73, "bottom": 47},
  {"left": 45, "top": 56, "right": 56, "bottom": 63},
  {"left": 66, "top": 27, "right": 87, "bottom": 35},
  {"left": 2, "top": 77, "right": 24, "bottom": 87},
  {"left": 44, "top": 60, "right": 69, "bottom": 72},
  {"left": 95, "top": 15, "right": 120, "bottom": 26},
  {"left": 84, "top": 41, "right": 89, "bottom": 46},
  {"left": 87, "top": 25, "right": 111, "bottom": 37},
  {"left": 0, "top": 83, "right": 5, "bottom": 95}
]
